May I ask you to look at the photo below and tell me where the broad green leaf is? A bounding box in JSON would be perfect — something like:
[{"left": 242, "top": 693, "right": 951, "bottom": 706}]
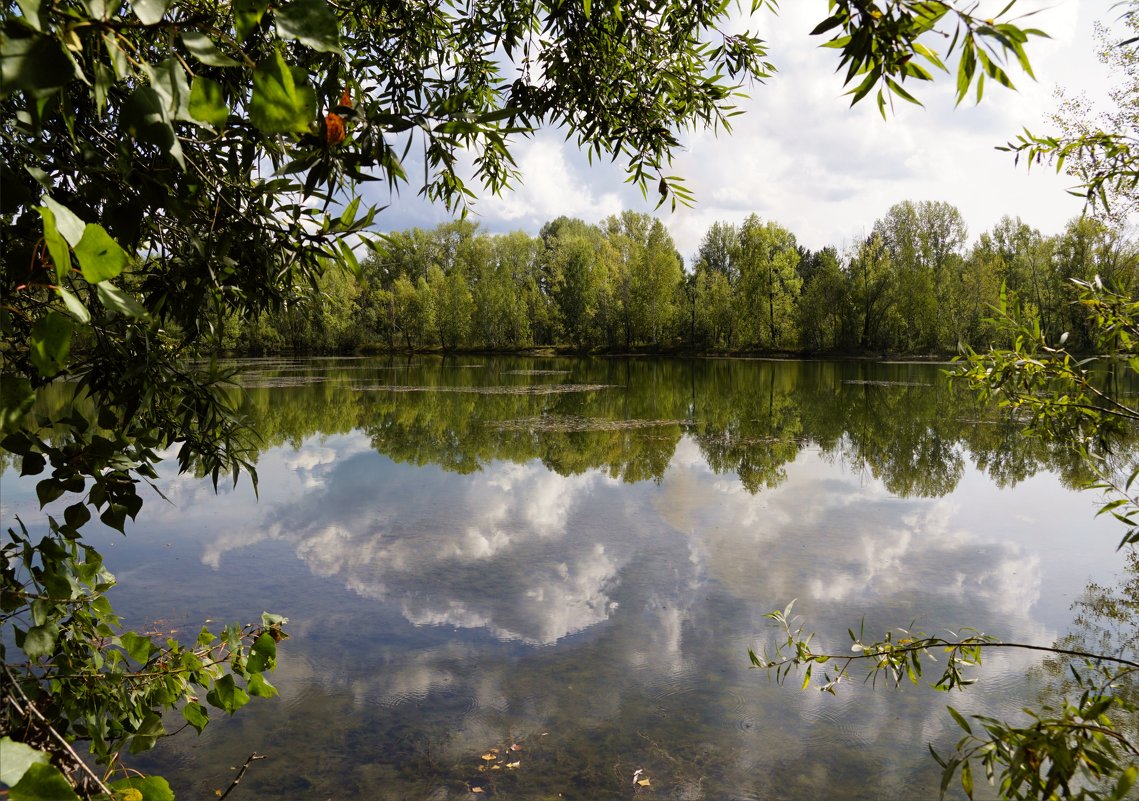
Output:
[
  {"left": 0, "top": 377, "right": 34, "bottom": 435},
  {"left": 20, "top": 452, "right": 45, "bottom": 476},
  {"left": 0, "top": 737, "right": 50, "bottom": 788},
  {"left": 35, "top": 477, "right": 64, "bottom": 507},
  {"left": 0, "top": 33, "right": 82, "bottom": 100},
  {"left": 56, "top": 287, "right": 90, "bottom": 323},
  {"left": 127, "top": 712, "right": 165, "bottom": 754},
  {"left": 120, "top": 631, "right": 153, "bottom": 663},
  {"left": 9, "top": 761, "right": 80, "bottom": 801},
  {"left": 250, "top": 50, "right": 316, "bottom": 134},
  {"left": 43, "top": 195, "right": 85, "bottom": 246},
  {"left": 22, "top": 623, "right": 57, "bottom": 659},
  {"left": 181, "top": 701, "right": 209, "bottom": 733},
  {"left": 247, "top": 671, "right": 278, "bottom": 697},
  {"left": 14, "top": 0, "right": 47, "bottom": 31},
  {"left": 180, "top": 30, "right": 240, "bottom": 66},
  {"left": 109, "top": 776, "right": 175, "bottom": 801},
  {"left": 74, "top": 223, "right": 128, "bottom": 283},
  {"left": 28, "top": 312, "right": 73, "bottom": 377},
  {"left": 132, "top": 0, "right": 169, "bottom": 25},
  {"left": 234, "top": 0, "right": 268, "bottom": 42},
  {"left": 206, "top": 674, "right": 250, "bottom": 714},
  {"left": 275, "top": 0, "right": 341, "bottom": 52},
  {"left": 246, "top": 631, "right": 277, "bottom": 673},
  {"left": 189, "top": 75, "right": 229, "bottom": 127},
  {"left": 34, "top": 206, "right": 71, "bottom": 282},
  {"left": 96, "top": 282, "right": 147, "bottom": 318},
  {"left": 121, "top": 85, "right": 184, "bottom": 167},
  {"left": 143, "top": 58, "right": 192, "bottom": 122}
]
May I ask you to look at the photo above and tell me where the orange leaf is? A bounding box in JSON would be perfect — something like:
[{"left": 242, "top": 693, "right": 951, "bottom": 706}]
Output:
[
  {"left": 324, "top": 112, "right": 346, "bottom": 146},
  {"left": 340, "top": 87, "right": 352, "bottom": 107}
]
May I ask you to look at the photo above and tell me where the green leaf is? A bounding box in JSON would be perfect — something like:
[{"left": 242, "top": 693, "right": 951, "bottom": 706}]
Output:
[
  {"left": 96, "top": 282, "right": 147, "bottom": 318},
  {"left": 946, "top": 705, "right": 972, "bottom": 734},
  {"left": 188, "top": 75, "right": 229, "bottom": 127},
  {"left": 64, "top": 502, "right": 90, "bottom": 528},
  {"left": 120, "top": 630, "right": 153, "bottom": 663},
  {"left": 128, "top": 712, "right": 165, "bottom": 754},
  {"left": 180, "top": 30, "right": 240, "bottom": 67},
  {"left": 143, "top": 58, "right": 192, "bottom": 122},
  {"left": 275, "top": 0, "right": 341, "bottom": 52},
  {"left": 132, "top": 0, "right": 170, "bottom": 25},
  {"left": 0, "top": 33, "right": 82, "bottom": 100},
  {"left": 74, "top": 223, "right": 129, "bottom": 283},
  {"left": 234, "top": 0, "right": 268, "bottom": 42},
  {"left": 42, "top": 196, "right": 86, "bottom": 246},
  {"left": 246, "top": 631, "right": 277, "bottom": 673},
  {"left": 56, "top": 287, "right": 90, "bottom": 323},
  {"left": 14, "top": 0, "right": 47, "bottom": 31},
  {"left": 109, "top": 776, "right": 175, "bottom": 801},
  {"left": 35, "top": 477, "right": 65, "bottom": 507},
  {"left": 28, "top": 312, "right": 73, "bottom": 377},
  {"left": 9, "top": 761, "right": 80, "bottom": 801},
  {"left": 181, "top": 701, "right": 209, "bottom": 734},
  {"left": 0, "top": 377, "right": 34, "bottom": 435},
  {"left": 247, "top": 671, "right": 278, "bottom": 697},
  {"left": 33, "top": 206, "right": 71, "bottom": 282},
  {"left": 250, "top": 50, "right": 316, "bottom": 134},
  {"left": 22, "top": 623, "right": 58, "bottom": 659},
  {"left": 121, "top": 85, "right": 184, "bottom": 167},
  {"left": 0, "top": 737, "right": 50, "bottom": 788},
  {"left": 20, "top": 452, "right": 45, "bottom": 476},
  {"left": 206, "top": 674, "right": 250, "bottom": 714}
]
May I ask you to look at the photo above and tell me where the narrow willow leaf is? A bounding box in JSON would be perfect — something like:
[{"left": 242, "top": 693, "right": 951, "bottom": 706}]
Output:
[
  {"left": 56, "top": 287, "right": 90, "bottom": 323},
  {"left": 96, "top": 283, "right": 147, "bottom": 319},
  {"left": 34, "top": 206, "right": 71, "bottom": 282}
]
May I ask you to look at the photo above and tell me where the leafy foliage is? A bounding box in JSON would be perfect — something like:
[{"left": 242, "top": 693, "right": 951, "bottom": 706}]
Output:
[{"left": 751, "top": 603, "right": 1139, "bottom": 800}]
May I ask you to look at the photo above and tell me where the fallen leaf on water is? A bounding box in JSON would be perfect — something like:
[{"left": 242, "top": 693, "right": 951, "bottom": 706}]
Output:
[
  {"left": 482, "top": 753, "right": 497, "bottom": 761},
  {"left": 471, "top": 787, "right": 485, "bottom": 794},
  {"left": 638, "top": 778, "right": 651, "bottom": 787},
  {"left": 506, "top": 761, "right": 521, "bottom": 769},
  {"left": 491, "top": 764, "right": 501, "bottom": 771},
  {"left": 510, "top": 743, "right": 523, "bottom": 751}
]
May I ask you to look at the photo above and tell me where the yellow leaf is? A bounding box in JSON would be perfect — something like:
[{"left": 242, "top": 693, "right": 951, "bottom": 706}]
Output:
[
  {"left": 491, "top": 764, "right": 501, "bottom": 770},
  {"left": 481, "top": 753, "right": 497, "bottom": 761},
  {"left": 120, "top": 790, "right": 143, "bottom": 801},
  {"left": 506, "top": 761, "right": 521, "bottom": 769},
  {"left": 638, "top": 778, "right": 651, "bottom": 787},
  {"left": 471, "top": 787, "right": 485, "bottom": 794}
]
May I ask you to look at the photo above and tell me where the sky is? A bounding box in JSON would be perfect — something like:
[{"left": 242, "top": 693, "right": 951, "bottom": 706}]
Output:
[{"left": 360, "top": 0, "right": 1126, "bottom": 262}]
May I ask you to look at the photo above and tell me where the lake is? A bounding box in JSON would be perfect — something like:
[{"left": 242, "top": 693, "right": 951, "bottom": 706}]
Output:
[{"left": 1, "top": 356, "right": 1131, "bottom": 800}]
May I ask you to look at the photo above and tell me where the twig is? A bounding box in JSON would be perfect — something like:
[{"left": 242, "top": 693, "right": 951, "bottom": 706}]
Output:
[
  {"left": 218, "top": 752, "right": 267, "bottom": 800},
  {"left": 1, "top": 664, "right": 113, "bottom": 797}
]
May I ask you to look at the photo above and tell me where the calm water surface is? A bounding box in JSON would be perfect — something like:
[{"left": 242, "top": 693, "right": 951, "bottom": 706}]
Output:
[{"left": 2, "top": 357, "right": 1131, "bottom": 800}]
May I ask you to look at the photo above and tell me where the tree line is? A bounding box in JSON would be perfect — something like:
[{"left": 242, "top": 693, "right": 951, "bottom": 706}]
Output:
[{"left": 218, "top": 201, "right": 1138, "bottom": 356}]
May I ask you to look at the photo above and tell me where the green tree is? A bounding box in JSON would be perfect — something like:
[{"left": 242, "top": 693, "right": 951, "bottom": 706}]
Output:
[{"left": 0, "top": 0, "right": 1055, "bottom": 792}]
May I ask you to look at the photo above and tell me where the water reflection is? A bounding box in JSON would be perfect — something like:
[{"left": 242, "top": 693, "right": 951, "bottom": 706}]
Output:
[{"left": 2, "top": 357, "right": 1130, "bottom": 799}]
